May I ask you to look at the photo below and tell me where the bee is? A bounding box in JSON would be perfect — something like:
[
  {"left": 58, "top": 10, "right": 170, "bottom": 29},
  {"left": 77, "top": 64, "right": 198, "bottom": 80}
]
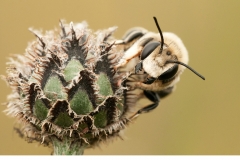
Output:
[{"left": 114, "top": 17, "right": 205, "bottom": 119}]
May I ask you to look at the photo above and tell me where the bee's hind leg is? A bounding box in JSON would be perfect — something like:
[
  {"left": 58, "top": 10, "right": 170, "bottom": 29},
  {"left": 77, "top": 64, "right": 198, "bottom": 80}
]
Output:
[{"left": 137, "top": 90, "right": 160, "bottom": 114}]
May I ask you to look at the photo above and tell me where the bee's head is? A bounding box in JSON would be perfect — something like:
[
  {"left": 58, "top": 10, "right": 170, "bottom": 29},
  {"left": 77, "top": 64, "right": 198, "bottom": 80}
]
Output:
[
  {"left": 153, "top": 32, "right": 189, "bottom": 75},
  {"left": 140, "top": 17, "right": 204, "bottom": 80},
  {"left": 152, "top": 17, "right": 205, "bottom": 80},
  {"left": 142, "top": 35, "right": 188, "bottom": 79}
]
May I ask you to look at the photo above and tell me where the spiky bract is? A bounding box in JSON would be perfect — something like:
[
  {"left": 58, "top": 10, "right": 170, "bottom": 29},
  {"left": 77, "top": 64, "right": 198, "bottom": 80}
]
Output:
[{"left": 3, "top": 21, "right": 130, "bottom": 148}]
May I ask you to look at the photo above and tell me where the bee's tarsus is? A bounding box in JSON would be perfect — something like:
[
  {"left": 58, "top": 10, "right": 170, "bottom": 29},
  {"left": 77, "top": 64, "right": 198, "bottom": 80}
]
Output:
[{"left": 137, "top": 90, "right": 160, "bottom": 114}]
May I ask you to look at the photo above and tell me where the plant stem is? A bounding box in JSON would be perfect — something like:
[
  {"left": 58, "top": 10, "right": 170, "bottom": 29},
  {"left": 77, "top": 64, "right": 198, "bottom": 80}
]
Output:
[{"left": 52, "top": 137, "right": 86, "bottom": 155}]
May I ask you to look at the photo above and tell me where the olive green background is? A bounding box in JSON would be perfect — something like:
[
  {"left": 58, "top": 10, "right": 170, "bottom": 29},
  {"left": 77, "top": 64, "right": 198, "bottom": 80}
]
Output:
[{"left": 0, "top": 0, "right": 240, "bottom": 155}]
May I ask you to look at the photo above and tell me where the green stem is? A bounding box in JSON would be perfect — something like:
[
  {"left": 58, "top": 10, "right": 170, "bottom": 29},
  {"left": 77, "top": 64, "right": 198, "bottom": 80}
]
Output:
[{"left": 52, "top": 137, "right": 86, "bottom": 155}]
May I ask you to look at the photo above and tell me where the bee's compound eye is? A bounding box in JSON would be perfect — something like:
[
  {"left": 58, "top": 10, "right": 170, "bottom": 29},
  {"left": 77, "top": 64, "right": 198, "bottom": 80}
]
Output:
[
  {"left": 166, "top": 51, "right": 171, "bottom": 56},
  {"left": 158, "top": 64, "right": 178, "bottom": 80},
  {"left": 141, "top": 41, "right": 160, "bottom": 60}
]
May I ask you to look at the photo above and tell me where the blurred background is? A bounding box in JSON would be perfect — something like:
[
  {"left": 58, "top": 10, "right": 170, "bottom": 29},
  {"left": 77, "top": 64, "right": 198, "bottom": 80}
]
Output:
[{"left": 0, "top": 0, "right": 240, "bottom": 155}]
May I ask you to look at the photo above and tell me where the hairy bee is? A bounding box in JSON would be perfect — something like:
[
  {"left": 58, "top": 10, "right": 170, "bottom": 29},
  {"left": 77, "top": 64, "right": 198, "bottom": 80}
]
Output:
[{"left": 115, "top": 17, "right": 205, "bottom": 119}]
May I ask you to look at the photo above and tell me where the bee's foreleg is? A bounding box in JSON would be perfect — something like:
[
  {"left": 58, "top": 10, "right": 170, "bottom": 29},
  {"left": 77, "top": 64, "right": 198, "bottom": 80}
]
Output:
[{"left": 128, "top": 81, "right": 163, "bottom": 92}]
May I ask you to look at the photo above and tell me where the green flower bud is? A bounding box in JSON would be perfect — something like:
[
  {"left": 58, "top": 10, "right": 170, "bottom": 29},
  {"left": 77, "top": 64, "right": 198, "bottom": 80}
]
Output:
[{"left": 2, "top": 20, "right": 130, "bottom": 155}]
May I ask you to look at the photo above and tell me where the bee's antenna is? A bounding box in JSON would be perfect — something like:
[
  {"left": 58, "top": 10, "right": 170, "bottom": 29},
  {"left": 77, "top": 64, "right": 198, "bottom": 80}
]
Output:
[
  {"left": 167, "top": 60, "right": 205, "bottom": 80},
  {"left": 153, "top": 17, "right": 164, "bottom": 53}
]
